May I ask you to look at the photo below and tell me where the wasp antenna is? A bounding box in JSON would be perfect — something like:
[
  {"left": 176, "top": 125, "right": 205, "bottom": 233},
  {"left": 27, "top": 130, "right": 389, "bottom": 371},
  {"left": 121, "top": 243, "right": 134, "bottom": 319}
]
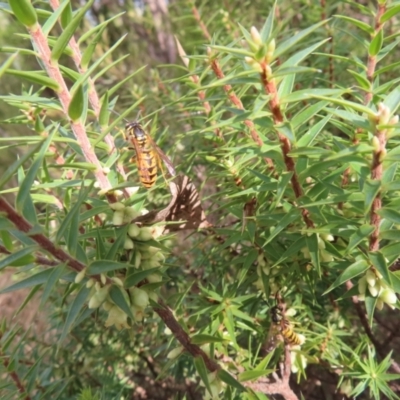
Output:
[
  {"left": 134, "top": 109, "right": 142, "bottom": 122},
  {"left": 109, "top": 108, "right": 129, "bottom": 123}
]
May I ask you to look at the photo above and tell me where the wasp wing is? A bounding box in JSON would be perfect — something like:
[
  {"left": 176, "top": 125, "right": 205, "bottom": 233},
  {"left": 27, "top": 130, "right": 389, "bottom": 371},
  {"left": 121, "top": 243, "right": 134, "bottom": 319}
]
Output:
[{"left": 147, "top": 134, "right": 176, "bottom": 177}]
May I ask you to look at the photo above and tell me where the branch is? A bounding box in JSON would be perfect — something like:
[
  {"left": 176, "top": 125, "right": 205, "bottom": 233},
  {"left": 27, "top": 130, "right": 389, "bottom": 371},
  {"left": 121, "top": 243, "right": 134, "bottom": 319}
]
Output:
[
  {"left": 209, "top": 56, "right": 276, "bottom": 175},
  {"left": 0, "top": 197, "right": 108, "bottom": 282},
  {"left": 259, "top": 61, "right": 314, "bottom": 228},
  {"left": 27, "top": 23, "right": 116, "bottom": 202},
  {"left": 0, "top": 332, "right": 31, "bottom": 400}
]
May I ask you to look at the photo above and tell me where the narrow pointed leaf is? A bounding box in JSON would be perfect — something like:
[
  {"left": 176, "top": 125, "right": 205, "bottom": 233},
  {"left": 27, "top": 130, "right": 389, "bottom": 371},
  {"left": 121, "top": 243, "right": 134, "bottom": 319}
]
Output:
[
  {"left": 0, "top": 246, "right": 37, "bottom": 271},
  {"left": 68, "top": 84, "right": 85, "bottom": 121},
  {"left": 124, "top": 267, "right": 161, "bottom": 288},
  {"left": 8, "top": 0, "right": 37, "bottom": 27},
  {"left": 363, "top": 179, "right": 381, "bottom": 213},
  {"left": 194, "top": 357, "right": 212, "bottom": 395},
  {"left": 369, "top": 251, "right": 391, "bottom": 285},
  {"left": 324, "top": 260, "right": 369, "bottom": 295},
  {"left": 16, "top": 128, "right": 56, "bottom": 214},
  {"left": 60, "top": 285, "right": 90, "bottom": 341},
  {"left": 42, "top": 0, "right": 71, "bottom": 36},
  {"left": 88, "top": 260, "right": 127, "bottom": 275},
  {"left": 369, "top": 29, "right": 383, "bottom": 57},
  {"left": 274, "top": 20, "right": 328, "bottom": 59},
  {"left": 0, "top": 52, "right": 19, "bottom": 79},
  {"left": 51, "top": 0, "right": 95, "bottom": 61},
  {"left": 345, "top": 225, "right": 375, "bottom": 254},
  {"left": 218, "top": 369, "right": 246, "bottom": 392},
  {"left": 0, "top": 268, "right": 54, "bottom": 294},
  {"left": 109, "top": 285, "right": 134, "bottom": 320}
]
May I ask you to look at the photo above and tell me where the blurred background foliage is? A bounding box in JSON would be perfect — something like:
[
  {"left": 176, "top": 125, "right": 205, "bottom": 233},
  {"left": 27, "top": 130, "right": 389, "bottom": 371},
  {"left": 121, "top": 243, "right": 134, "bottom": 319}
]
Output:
[{"left": 1, "top": 0, "right": 400, "bottom": 399}]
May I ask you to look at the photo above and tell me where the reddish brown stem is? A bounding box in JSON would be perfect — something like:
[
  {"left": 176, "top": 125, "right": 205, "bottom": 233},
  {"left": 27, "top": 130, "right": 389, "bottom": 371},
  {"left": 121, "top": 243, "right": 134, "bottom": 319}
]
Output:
[
  {"left": 260, "top": 64, "right": 314, "bottom": 228},
  {"left": 192, "top": 6, "right": 211, "bottom": 42},
  {"left": 0, "top": 332, "right": 31, "bottom": 399},
  {"left": 154, "top": 299, "right": 220, "bottom": 372},
  {"left": 210, "top": 57, "right": 275, "bottom": 173},
  {"left": 0, "top": 197, "right": 105, "bottom": 281}
]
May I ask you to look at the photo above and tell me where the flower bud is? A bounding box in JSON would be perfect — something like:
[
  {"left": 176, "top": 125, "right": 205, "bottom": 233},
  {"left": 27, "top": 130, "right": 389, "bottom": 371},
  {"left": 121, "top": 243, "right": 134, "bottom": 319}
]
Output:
[
  {"left": 376, "top": 298, "right": 384, "bottom": 310},
  {"left": 130, "top": 287, "right": 149, "bottom": 309},
  {"left": 86, "top": 278, "right": 95, "bottom": 288},
  {"left": 75, "top": 268, "right": 86, "bottom": 284},
  {"left": 110, "top": 202, "right": 125, "bottom": 211},
  {"left": 112, "top": 210, "right": 125, "bottom": 226},
  {"left": 101, "top": 274, "right": 107, "bottom": 285},
  {"left": 147, "top": 273, "right": 162, "bottom": 283},
  {"left": 380, "top": 288, "right": 397, "bottom": 305},
  {"left": 366, "top": 269, "right": 377, "bottom": 287},
  {"left": 358, "top": 276, "right": 367, "bottom": 294},
  {"left": 124, "top": 206, "right": 139, "bottom": 220},
  {"left": 134, "top": 251, "right": 142, "bottom": 268},
  {"left": 372, "top": 136, "right": 381, "bottom": 152},
  {"left": 124, "top": 237, "right": 134, "bottom": 250},
  {"left": 111, "top": 277, "right": 124, "bottom": 287},
  {"left": 167, "top": 346, "right": 183, "bottom": 359},
  {"left": 250, "top": 26, "right": 262, "bottom": 45},
  {"left": 137, "top": 227, "right": 153, "bottom": 241},
  {"left": 368, "top": 283, "right": 379, "bottom": 297},
  {"left": 128, "top": 223, "right": 140, "bottom": 238}
]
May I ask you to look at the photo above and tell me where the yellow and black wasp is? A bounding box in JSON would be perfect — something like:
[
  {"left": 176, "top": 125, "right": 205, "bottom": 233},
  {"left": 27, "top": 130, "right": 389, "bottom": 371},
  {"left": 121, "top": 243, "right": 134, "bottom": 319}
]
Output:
[
  {"left": 263, "top": 294, "right": 304, "bottom": 353},
  {"left": 124, "top": 121, "right": 176, "bottom": 189},
  {"left": 270, "top": 303, "right": 303, "bottom": 347}
]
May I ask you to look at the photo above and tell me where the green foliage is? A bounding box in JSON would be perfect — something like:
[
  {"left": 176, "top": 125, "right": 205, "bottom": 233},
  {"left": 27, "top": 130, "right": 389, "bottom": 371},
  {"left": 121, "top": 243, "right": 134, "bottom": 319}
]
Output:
[{"left": 0, "top": 1, "right": 400, "bottom": 400}]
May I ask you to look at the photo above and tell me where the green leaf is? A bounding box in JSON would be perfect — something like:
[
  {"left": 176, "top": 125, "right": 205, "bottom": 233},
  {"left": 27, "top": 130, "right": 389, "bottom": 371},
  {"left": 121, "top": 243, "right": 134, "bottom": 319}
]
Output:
[
  {"left": 276, "top": 122, "right": 295, "bottom": 142},
  {"left": 369, "top": 29, "right": 383, "bottom": 57},
  {"left": 264, "top": 209, "right": 299, "bottom": 245},
  {"left": 297, "top": 114, "right": 332, "bottom": 147},
  {"left": 60, "top": 1, "right": 72, "bottom": 28},
  {"left": 70, "top": 34, "right": 127, "bottom": 94},
  {"left": 274, "top": 20, "right": 328, "bottom": 59},
  {"left": 88, "top": 260, "right": 127, "bottom": 275},
  {"left": 60, "top": 285, "right": 90, "bottom": 342},
  {"left": 363, "top": 179, "right": 381, "bottom": 214},
  {"left": 347, "top": 69, "right": 370, "bottom": 90},
  {"left": 260, "top": 3, "right": 275, "bottom": 43},
  {"left": 334, "top": 15, "right": 374, "bottom": 35},
  {"left": 0, "top": 141, "right": 43, "bottom": 189},
  {"left": 377, "top": 207, "right": 400, "bottom": 224},
  {"left": 107, "top": 66, "right": 147, "bottom": 98},
  {"left": 381, "top": 4, "right": 400, "bottom": 23},
  {"left": 42, "top": 0, "right": 71, "bottom": 36},
  {"left": 0, "top": 246, "right": 37, "bottom": 271},
  {"left": 40, "top": 263, "right": 66, "bottom": 307},
  {"left": 0, "top": 52, "right": 19, "bottom": 79},
  {"left": 345, "top": 225, "right": 375, "bottom": 254},
  {"left": 309, "top": 95, "right": 376, "bottom": 117},
  {"left": 324, "top": 260, "right": 369, "bottom": 295},
  {"left": 105, "top": 226, "right": 129, "bottom": 260},
  {"left": 8, "top": 0, "right": 37, "bottom": 27},
  {"left": 194, "top": 357, "right": 212, "bottom": 395},
  {"left": 383, "top": 85, "right": 400, "bottom": 115},
  {"left": 51, "top": 0, "right": 95, "bottom": 61},
  {"left": 238, "top": 369, "right": 274, "bottom": 382},
  {"left": 124, "top": 267, "right": 161, "bottom": 288},
  {"left": 78, "top": 11, "right": 125, "bottom": 44},
  {"left": 55, "top": 183, "right": 91, "bottom": 245},
  {"left": 0, "top": 268, "right": 54, "bottom": 294},
  {"left": 68, "top": 84, "right": 85, "bottom": 121},
  {"left": 218, "top": 369, "right": 246, "bottom": 392},
  {"left": 190, "top": 334, "right": 225, "bottom": 345},
  {"left": 364, "top": 294, "right": 377, "bottom": 327},
  {"left": 369, "top": 251, "right": 391, "bottom": 285},
  {"left": 16, "top": 128, "right": 56, "bottom": 214},
  {"left": 81, "top": 25, "right": 107, "bottom": 69},
  {"left": 109, "top": 285, "right": 134, "bottom": 320},
  {"left": 306, "top": 234, "right": 320, "bottom": 276},
  {"left": 99, "top": 92, "right": 110, "bottom": 127}
]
